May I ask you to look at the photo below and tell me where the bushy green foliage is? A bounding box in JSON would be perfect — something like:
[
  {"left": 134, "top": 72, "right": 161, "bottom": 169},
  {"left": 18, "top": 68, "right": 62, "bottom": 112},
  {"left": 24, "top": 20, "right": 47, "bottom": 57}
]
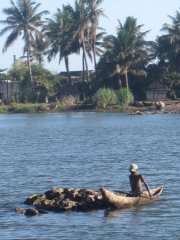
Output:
[
  {"left": 9, "top": 61, "right": 28, "bottom": 82},
  {"left": 94, "top": 88, "right": 118, "bottom": 108},
  {"left": 8, "top": 61, "right": 66, "bottom": 102},
  {"left": 0, "top": 105, "right": 7, "bottom": 113},
  {"left": 117, "top": 88, "right": 134, "bottom": 106},
  {"left": 0, "top": 72, "right": 8, "bottom": 82}
]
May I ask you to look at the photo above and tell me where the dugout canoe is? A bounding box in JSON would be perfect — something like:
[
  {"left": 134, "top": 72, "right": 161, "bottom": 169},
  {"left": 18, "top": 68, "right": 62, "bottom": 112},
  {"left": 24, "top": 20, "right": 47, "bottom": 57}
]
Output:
[{"left": 99, "top": 186, "right": 163, "bottom": 209}]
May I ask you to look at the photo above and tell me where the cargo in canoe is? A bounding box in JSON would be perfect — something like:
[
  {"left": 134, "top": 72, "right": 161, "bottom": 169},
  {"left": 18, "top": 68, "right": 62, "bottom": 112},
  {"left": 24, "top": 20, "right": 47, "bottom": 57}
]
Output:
[{"left": 100, "top": 186, "right": 163, "bottom": 209}]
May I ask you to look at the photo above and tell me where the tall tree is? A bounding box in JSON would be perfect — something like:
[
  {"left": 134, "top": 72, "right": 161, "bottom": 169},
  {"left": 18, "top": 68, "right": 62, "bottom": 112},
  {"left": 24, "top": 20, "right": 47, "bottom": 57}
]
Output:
[
  {"left": 157, "top": 9, "right": 180, "bottom": 69},
  {"left": 86, "top": 0, "right": 105, "bottom": 72},
  {"left": 30, "top": 33, "right": 50, "bottom": 66},
  {"left": 73, "top": 0, "right": 90, "bottom": 82},
  {"left": 102, "top": 17, "right": 151, "bottom": 90},
  {"left": 85, "top": 28, "right": 105, "bottom": 62},
  {"left": 45, "top": 6, "right": 78, "bottom": 84},
  {"left": 0, "top": 0, "right": 49, "bottom": 97}
]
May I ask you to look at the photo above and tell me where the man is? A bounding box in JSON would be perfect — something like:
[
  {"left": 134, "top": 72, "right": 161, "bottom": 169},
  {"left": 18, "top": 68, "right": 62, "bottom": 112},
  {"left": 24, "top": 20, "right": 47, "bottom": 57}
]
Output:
[{"left": 129, "top": 163, "right": 152, "bottom": 197}]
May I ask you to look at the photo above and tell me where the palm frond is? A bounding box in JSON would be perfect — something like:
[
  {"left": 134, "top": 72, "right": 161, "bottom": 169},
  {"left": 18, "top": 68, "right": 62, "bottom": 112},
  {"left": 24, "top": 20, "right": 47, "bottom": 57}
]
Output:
[{"left": 3, "top": 29, "right": 19, "bottom": 52}]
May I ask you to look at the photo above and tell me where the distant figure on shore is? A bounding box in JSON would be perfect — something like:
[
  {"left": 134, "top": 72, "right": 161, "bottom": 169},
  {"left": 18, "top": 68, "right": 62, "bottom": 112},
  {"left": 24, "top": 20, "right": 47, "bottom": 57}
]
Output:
[
  {"left": 129, "top": 163, "right": 152, "bottom": 197},
  {"left": 155, "top": 100, "right": 165, "bottom": 110}
]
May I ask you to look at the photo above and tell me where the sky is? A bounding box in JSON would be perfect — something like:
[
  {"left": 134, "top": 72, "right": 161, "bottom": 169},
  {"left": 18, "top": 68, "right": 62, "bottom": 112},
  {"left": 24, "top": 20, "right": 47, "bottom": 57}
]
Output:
[{"left": 0, "top": 0, "right": 179, "bottom": 73}]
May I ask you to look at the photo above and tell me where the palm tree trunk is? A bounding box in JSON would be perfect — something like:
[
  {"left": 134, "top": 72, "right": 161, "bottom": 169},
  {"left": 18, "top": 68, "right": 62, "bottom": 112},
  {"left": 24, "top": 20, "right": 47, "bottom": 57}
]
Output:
[
  {"left": 25, "top": 31, "right": 34, "bottom": 98},
  {"left": 27, "top": 48, "right": 33, "bottom": 84},
  {"left": 82, "top": 39, "right": 89, "bottom": 82},
  {"left": 116, "top": 64, "right": 122, "bottom": 88},
  {"left": 82, "top": 53, "right": 85, "bottom": 82},
  {"left": 64, "top": 56, "right": 71, "bottom": 84},
  {"left": 92, "top": 45, "right": 97, "bottom": 71},
  {"left": 92, "top": 44, "right": 98, "bottom": 89},
  {"left": 125, "top": 68, "right": 129, "bottom": 90}
]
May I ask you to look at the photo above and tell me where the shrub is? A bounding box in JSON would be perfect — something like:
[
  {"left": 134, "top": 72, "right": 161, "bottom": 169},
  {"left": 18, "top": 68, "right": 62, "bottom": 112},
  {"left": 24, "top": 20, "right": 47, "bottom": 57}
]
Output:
[
  {"left": 117, "top": 88, "right": 134, "bottom": 107},
  {"left": 94, "top": 88, "right": 118, "bottom": 108},
  {"left": 0, "top": 105, "right": 7, "bottom": 113}
]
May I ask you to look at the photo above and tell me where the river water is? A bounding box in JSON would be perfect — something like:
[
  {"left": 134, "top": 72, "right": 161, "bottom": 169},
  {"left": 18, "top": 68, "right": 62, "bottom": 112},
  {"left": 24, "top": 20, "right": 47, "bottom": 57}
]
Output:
[{"left": 0, "top": 112, "right": 179, "bottom": 240}]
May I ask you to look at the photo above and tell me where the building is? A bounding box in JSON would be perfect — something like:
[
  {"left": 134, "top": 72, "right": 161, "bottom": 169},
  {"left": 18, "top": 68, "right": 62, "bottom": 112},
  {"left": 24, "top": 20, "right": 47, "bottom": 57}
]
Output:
[
  {"left": 0, "top": 80, "right": 20, "bottom": 100},
  {"left": 60, "top": 70, "right": 94, "bottom": 82},
  {"left": 145, "top": 82, "right": 168, "bottom": 100}
]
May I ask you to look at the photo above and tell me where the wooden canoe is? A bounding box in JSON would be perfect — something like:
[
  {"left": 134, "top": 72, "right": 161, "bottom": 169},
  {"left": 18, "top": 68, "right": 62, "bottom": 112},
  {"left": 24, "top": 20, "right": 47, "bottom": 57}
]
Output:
[{"left": 99, "top": 186, "right": 163, "bottom": 209}]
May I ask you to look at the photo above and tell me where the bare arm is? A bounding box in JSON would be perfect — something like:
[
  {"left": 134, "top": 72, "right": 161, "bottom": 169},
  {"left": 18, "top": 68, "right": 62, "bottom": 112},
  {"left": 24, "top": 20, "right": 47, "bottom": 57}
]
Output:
[
  {"left": 141, "top": 175, "right": 152, "bottom": 197},
  {"left": 129, "top": 176, "right": 133, "bottom": 192}
]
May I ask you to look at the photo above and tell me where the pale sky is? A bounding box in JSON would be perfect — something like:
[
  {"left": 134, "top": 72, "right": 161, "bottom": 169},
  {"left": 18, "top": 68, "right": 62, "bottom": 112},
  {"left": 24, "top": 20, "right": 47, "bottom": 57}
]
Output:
[{"left": 0, "top": 0, "right": 179, "bottom": 73}]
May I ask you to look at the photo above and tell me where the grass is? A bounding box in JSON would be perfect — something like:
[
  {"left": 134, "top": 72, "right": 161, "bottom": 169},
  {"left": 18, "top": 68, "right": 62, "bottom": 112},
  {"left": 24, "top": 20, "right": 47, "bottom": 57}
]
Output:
[
  {"left": 0, "top": 102, "right": 128, "bottom": 114},
  {"left": 0, "top": 103, "right": 59, "bottom": 114},
  {"left": 0, "top": 102, "right": 83, "bottom": 114},
  {"left": 0, "top": 105, "right": 8, "bottom": 113}
]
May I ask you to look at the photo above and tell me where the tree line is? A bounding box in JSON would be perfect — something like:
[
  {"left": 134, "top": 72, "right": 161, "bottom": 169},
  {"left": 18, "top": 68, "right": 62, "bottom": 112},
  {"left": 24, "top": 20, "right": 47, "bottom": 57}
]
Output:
[{"left": 0, "top": 0, "right": 180, "bottom": 103}]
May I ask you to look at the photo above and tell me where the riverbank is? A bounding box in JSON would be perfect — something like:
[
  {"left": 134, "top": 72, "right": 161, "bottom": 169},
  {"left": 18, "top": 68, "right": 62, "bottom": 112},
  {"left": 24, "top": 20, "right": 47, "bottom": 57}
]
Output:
[
  {"left": 0, "top": 100, "right": 180, "bottom": 114},
  {"left": 127, "top": 100, "right": 180, "bottom": 114}
]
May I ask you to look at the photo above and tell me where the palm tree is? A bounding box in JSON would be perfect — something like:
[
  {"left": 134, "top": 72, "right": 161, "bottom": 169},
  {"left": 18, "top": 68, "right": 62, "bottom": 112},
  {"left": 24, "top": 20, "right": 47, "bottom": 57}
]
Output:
[
  {"left": 157, "top": 9, "right": 180, "bottom": 69},
  {"left": 73, "top": 0, "right": 90, "bottom": 82},
  {"left": 0, "top": 0, "right": 49, "bottom": 97},
  {"left": 45, "top": 6, "right": 78, "bottom": 84},
  {"left": 30, "top": 33, "right": 50, "bottom": 66},
  {"left": 86, "top": 28, "right": 105, "bottom": 62},
  {"left": 0, "top": 68, "right": 7, "bottom": 73},
  {"left": 102, "top": 17, "right": 151, "bottom": 90},
  {"left": 85, "top": 0, "right": 106, "bottom": 71}
]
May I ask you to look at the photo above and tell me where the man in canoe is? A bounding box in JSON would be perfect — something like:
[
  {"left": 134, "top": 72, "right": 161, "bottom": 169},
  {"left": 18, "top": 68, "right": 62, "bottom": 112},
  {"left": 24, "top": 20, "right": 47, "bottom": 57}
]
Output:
[{"left": 129, "top": 163, "right": 152, "bottom": 197}]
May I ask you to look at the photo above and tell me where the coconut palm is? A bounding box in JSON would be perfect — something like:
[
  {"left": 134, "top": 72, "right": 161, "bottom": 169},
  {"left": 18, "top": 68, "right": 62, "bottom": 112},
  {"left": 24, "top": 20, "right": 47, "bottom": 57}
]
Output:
[
  {"left": 79, "top": 27, "right": 105, "bottom": 87},
  {"left": 0, "top": 68, "right": 7, "bottom": 73},
  {"left": 157, "top": 9, "right": 180, "bottom": 69},
  {"left": 72, "top": 0, "right": 90, "bottom": 82},
  {"left": 85, "top": 0, "right": 106, "bottom": 71},
  {"left": 0, "top": 0, "right": 49, "bottom": 96},
  {"left": 30, "top": 33, "right": 50, "bottom": 66},
  {"left": 86, "top": 28, "right": 105, "bottom": 62},
  {"left": 102, "top": 16, "right": 151, "bottom": 90},
  {"left": 45, "top": 6, "right": 78, "bottom": 84}
]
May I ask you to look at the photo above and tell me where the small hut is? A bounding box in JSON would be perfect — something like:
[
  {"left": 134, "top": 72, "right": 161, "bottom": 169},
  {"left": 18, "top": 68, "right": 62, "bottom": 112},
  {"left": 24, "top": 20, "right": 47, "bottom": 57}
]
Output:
[{"left": 145, "top": 82, "right": 168, "bottom": 100}]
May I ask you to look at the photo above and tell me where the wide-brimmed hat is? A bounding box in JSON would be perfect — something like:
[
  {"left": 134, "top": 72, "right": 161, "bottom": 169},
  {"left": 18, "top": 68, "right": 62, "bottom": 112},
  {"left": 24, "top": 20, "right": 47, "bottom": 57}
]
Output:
[{"left": 129, "top": 163, "right": 138, "bottom": 172}]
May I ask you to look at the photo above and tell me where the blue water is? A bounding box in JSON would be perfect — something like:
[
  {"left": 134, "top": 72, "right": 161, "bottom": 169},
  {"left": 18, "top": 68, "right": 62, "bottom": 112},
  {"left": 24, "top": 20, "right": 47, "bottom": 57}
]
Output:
[{"left": 0, "top": 112, "right": 179, "bottom": 240}]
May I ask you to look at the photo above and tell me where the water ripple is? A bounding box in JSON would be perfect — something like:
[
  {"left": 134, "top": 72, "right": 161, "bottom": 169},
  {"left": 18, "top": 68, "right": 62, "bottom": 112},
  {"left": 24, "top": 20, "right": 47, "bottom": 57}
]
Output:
[{"left": 0, "top": 113, "right": 179, "bottom": 240}]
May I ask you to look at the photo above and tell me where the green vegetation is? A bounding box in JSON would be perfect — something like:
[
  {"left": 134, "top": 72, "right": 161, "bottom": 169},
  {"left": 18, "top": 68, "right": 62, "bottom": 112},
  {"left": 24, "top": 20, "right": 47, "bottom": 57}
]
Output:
[
  {"left": 117, "top": 88, "right": 134, "bottom": 107},
  {"left": 0, "top": 105, "right": 7, "bottom": 113},
  {"left": 0, "top": 0, "right": 179, "bottom": 111},
  {"left": 0, "top": 103, "right": 67, "bottom": 114},
  {"left": 101, "top": 17, "right": 150, "bottom": 90},
  {"left": 94, "top": 88, "right": 134, "bottom": 109},
  {"left": 94, "top": 88, "right": 118, "bottom": 108},
  {"left": 8, "top": 103, "right": 48, "bottom": 113},
  {"left": 0, "top": 0, "right": 49, "bottom": 100},
  {"left": 0, "top": 103, "right": 47, "bottom": 113}
]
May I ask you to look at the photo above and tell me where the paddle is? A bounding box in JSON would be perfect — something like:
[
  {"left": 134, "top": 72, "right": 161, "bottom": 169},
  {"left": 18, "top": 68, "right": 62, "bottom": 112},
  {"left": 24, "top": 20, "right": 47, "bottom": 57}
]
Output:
[{"left": 113, "top": 190, "right": 154, "bottom": 200}]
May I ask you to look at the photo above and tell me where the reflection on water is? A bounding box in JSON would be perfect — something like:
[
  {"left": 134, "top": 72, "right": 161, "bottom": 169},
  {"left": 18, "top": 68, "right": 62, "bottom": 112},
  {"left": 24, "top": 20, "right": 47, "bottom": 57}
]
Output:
[
  {"left": 0, "top": 113, "right": 180, "bottom": 240},
  {"left": 104, "top": 205, "right": 145, "bottom": 218}
]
